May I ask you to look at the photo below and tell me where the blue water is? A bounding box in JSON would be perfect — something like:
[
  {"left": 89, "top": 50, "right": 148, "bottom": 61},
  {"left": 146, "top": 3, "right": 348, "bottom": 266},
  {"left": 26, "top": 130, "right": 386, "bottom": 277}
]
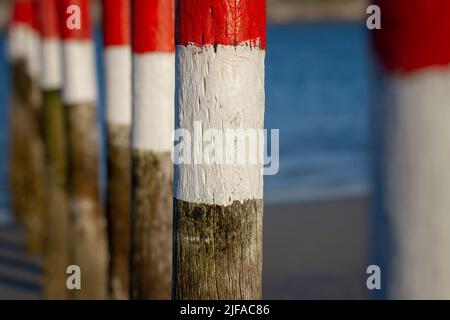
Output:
[
  {"left": 0, "top": 23, "right": 371, "bottom": 221},
  {"left": 264, "top": 23, "right": 370, "bottom": 203}
]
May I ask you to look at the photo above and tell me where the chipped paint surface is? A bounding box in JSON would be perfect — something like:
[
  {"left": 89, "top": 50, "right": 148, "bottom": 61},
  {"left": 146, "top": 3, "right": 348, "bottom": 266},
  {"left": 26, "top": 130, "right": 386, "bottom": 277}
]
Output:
[{"left": 174, "top": 44, "right": 265, "bottom": 206}]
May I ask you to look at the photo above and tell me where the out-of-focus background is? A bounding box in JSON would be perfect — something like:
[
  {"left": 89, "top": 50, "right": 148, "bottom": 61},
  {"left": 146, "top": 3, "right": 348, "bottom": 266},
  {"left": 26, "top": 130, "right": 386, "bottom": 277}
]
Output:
[{"left": 0, "top": 0, "right": 371, "bottom": 299}]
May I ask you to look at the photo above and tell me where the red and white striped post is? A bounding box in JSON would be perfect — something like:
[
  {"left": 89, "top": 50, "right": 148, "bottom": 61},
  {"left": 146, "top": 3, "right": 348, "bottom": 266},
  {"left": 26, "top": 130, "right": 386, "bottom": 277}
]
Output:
[
  {"left": 39, "top": 0, "right": 62, "bottom": 91},
  {"left": 60, "top": 0, "right": 108, "bottom": 299},
  {"left": 372, "top": 0, "right": 450, "bottom": 299},
  {"left": 173, "top": 0, "right": 266, "bottom": 299},
  {"left": 37, "top": 0, "right": 70, "bottom": 300},
  {"left": 130, "top": 0, "right": 174, "bottom": 300},
  {"left": 8, "top": 0, "right": 45, "bottom": 253},
  {"left": 103, "top": 0, "right": 132, "bottom": 300},
  {"left": 8, "top": 0, "right": 40, "bottom": 87}
]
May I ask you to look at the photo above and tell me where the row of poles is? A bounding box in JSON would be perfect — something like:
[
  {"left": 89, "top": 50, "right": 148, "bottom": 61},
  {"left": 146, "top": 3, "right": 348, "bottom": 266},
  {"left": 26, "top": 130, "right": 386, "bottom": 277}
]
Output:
[
  {"left": 7, "top": 0, "right": 265, "bottom": 300},
  {"left": 5, "top": 0, "right": 450, "bottom": 300}
]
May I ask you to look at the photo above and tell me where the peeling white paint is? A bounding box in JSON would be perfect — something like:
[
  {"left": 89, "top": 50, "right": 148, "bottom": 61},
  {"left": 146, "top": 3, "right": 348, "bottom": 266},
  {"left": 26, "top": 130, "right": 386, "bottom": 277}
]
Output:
[
  {"left": 105, "top": 46, "right": 132, "bottom": 126},
  {"left": 379, "top": 66, "right": 450, "bottom": 299},
  {"left": 132, "top": 52, "right": 175, "bottom": 152},
  {"left": 62, "top": 40, "right": 97, "bottom": 105},
  {"left": 174, "top": 44, "right": 265, "bottom": 206},
  {"left": 41, "top": 39, "right": 63, "bottom": 90}
]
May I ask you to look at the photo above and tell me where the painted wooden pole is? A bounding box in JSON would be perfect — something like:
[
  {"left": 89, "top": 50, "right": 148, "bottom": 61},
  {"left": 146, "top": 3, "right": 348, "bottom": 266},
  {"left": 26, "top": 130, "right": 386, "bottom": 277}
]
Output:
[
  {"left": 60, "top": 0, "right": 108, "bottom": 299},
  {"left": 173, "top": 0, "right": 266, "bottom": 299},
  {"left": 37, "top": 0, "right": 70, "bottom": 300},
  {"left": 372, "top": 0, "right": 450, "bottom": 299},
  {"left": 103, "top": 0, "right": 132, "bottom": 300},
  {"left": 8, "top": 0, "right": 32, "bottom": 224},
  {"left": 8, "top": 0, "right": 45, "bottom": 253},
  {"left": 130, "top": 0, "right": 174, "bottom": 300}
]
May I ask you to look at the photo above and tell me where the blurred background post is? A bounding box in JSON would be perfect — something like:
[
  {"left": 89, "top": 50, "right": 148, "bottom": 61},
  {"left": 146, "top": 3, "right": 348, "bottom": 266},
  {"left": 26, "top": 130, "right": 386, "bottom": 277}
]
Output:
[
  {"left": 59, "top": 0, "right": 108, "bottom": 300},
  {"left": 8, "top": 0, "right": 45, "bottom": 254},
  {"left": 371, "top": 0, "right": 450, "bottom": 299},
  {"left": 37, "top": 0, "right": 69, "bottom": 300},
  {"left": 102, "top": 0, "right": 132, "bottom": 300},
  {"left": 130, "top": 0, "right": 174, "bottom": 300}
]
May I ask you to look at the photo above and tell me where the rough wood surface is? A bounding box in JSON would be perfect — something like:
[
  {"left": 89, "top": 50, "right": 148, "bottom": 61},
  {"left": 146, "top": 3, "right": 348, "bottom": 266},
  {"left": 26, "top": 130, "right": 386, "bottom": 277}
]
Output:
[
  {"left": 173, "top": 199, "right": 263, "bottom": 300},
  {"left": 9, "top": 61, "right": 45, "bottom": 254},
  {"left": 131, "top": 150, "right": 172, "bottom": 299},
  {"left": 41, "top": 90, "right": 70, "bottom": 300},
  {"left": 66, "top": 103, "right": 108, "bottom": 299},
  {"left": 9, "top": 61, "right": 30, "bottom": 223},
  {"left": 106, "top": 125, "right": 131, "bottom": 300}
]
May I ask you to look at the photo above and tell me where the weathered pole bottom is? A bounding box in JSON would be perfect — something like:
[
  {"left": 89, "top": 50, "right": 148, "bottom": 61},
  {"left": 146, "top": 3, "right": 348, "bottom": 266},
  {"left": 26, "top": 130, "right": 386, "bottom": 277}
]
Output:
[
  {"left": 103, "top": 0, "right": 132, "bottom": 300},
  {"left": 38, "top": 0, "right": 70, "bottom": 299},
  {"left": 372, "top": 0, "right": 450, "bottom": 299},
  {"left": 173, "top": 0, "right": 266, "bottom": 299},
  {"left": 60, "top": 0, "right": 108, "bottom": 299},
  {"left": 130, "top": 0, "right": 174, "bottom": 300},
  {"left": 8, "top": 1, "right": 45, "bottom": 254},
  {"left": 42, "top": 90, "right": 70, "bottom": 299}
]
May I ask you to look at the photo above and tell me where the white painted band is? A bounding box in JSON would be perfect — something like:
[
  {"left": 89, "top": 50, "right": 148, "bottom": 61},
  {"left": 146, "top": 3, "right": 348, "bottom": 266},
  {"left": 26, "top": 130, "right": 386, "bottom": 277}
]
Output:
[
  {"left": 40, "top": 39, "right": 63, "bottom": 90},
  {"left": 8, "top": 24, "right": 28, "bottom": 61},
  {"left": 105, "top": 46, "right": 132, "bottom": 126},
  {"left": 8, "top": 25, "right": 40, "bottom": 80},
  {"left": 27, "top": 30, "right": 41, "bottom": 80},
  {"left": 62, "top": 40, "right": 97, "bottom": 105},
  {"left": 132, "top": 52, "right": 174, "bottom": 151},
  {"left": 379, "top": 66, "right": 450, "bottom": 298},
  {"left": 174, "top": 44, "right": 265, "bottom": 206}
]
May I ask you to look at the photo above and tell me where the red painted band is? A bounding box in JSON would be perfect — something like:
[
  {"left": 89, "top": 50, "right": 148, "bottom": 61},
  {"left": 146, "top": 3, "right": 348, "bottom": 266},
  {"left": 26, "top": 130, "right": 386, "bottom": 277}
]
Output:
[
  {"left": 31, "top": 0, "right": 40, "bottom": 32},
  {"left": 103, "top": 0, "right": 130, "bottom": 47},
  {"left": 38, "top": 0, "right": 59, "bottom": 38},
  {"left": 372, "top": 0, "right": 450, "bottom": 73},
  {"left": 59, "top": 0, "right": 92, "bottom": 40},
  {"left": 175, "top": 0, "right": 266, "bottom": 49},
  {"left": 11, "top": 0, "right": 33, "bottom": 26},
  {"left": 132, "top": 0, "right": 174, "bottom": 53}
]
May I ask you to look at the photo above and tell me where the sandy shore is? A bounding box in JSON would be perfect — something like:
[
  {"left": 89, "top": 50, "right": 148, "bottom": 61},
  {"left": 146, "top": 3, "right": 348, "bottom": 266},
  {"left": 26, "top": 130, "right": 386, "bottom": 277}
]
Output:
[
  {"left": 264, "top": 197, "right": 369, "bottom": 299},
  {"left": 0, "top": 196, "right": 368, "bottom": 300}
]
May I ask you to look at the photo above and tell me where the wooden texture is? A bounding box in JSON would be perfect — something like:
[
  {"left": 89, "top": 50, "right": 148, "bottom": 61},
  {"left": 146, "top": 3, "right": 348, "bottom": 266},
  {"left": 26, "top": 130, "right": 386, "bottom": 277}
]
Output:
[
  {"left": 9, "top": 60, "right": 45, "bottom": 254},
  {"left": 131, "top": 150, "right": 172, "bottom": 299},
  {"left": 66, "top": 103, "right": 108, "bottom": 299},
  {"left": 41, "top": 90, "right": 70, "bottom": 300},
  {"left": 106, "top": 125, "right": 131, "bottom": 300},
  {"left": 173, "top": 199, "right": 263, "bottom": 300}
]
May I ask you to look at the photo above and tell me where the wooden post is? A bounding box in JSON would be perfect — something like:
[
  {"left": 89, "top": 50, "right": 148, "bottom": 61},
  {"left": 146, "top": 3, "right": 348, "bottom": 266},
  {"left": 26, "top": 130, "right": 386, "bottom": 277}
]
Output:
[
  {"left": 103, "top": 0, "right": 132, "bottom": 300},
  {"left": 8, "top": 0, "right": 45, "bottom": 253},
  {"left": 372, "top": 0, "right": 450, "bottom": 299},
  {"left": 130, "top": 0, "right": 174, "bottom": 300},
  {"left": 60, "top": 0, "right": 108, "bottom": 299},
  {"left": 173, "top": 0, "right": 266, "bottom": 299},
  {"left": 37, "top": 0, "right": 70, "bottom": 300},
  {"left": 8, "top": 0, "right": 31, "bottom": 224}
]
